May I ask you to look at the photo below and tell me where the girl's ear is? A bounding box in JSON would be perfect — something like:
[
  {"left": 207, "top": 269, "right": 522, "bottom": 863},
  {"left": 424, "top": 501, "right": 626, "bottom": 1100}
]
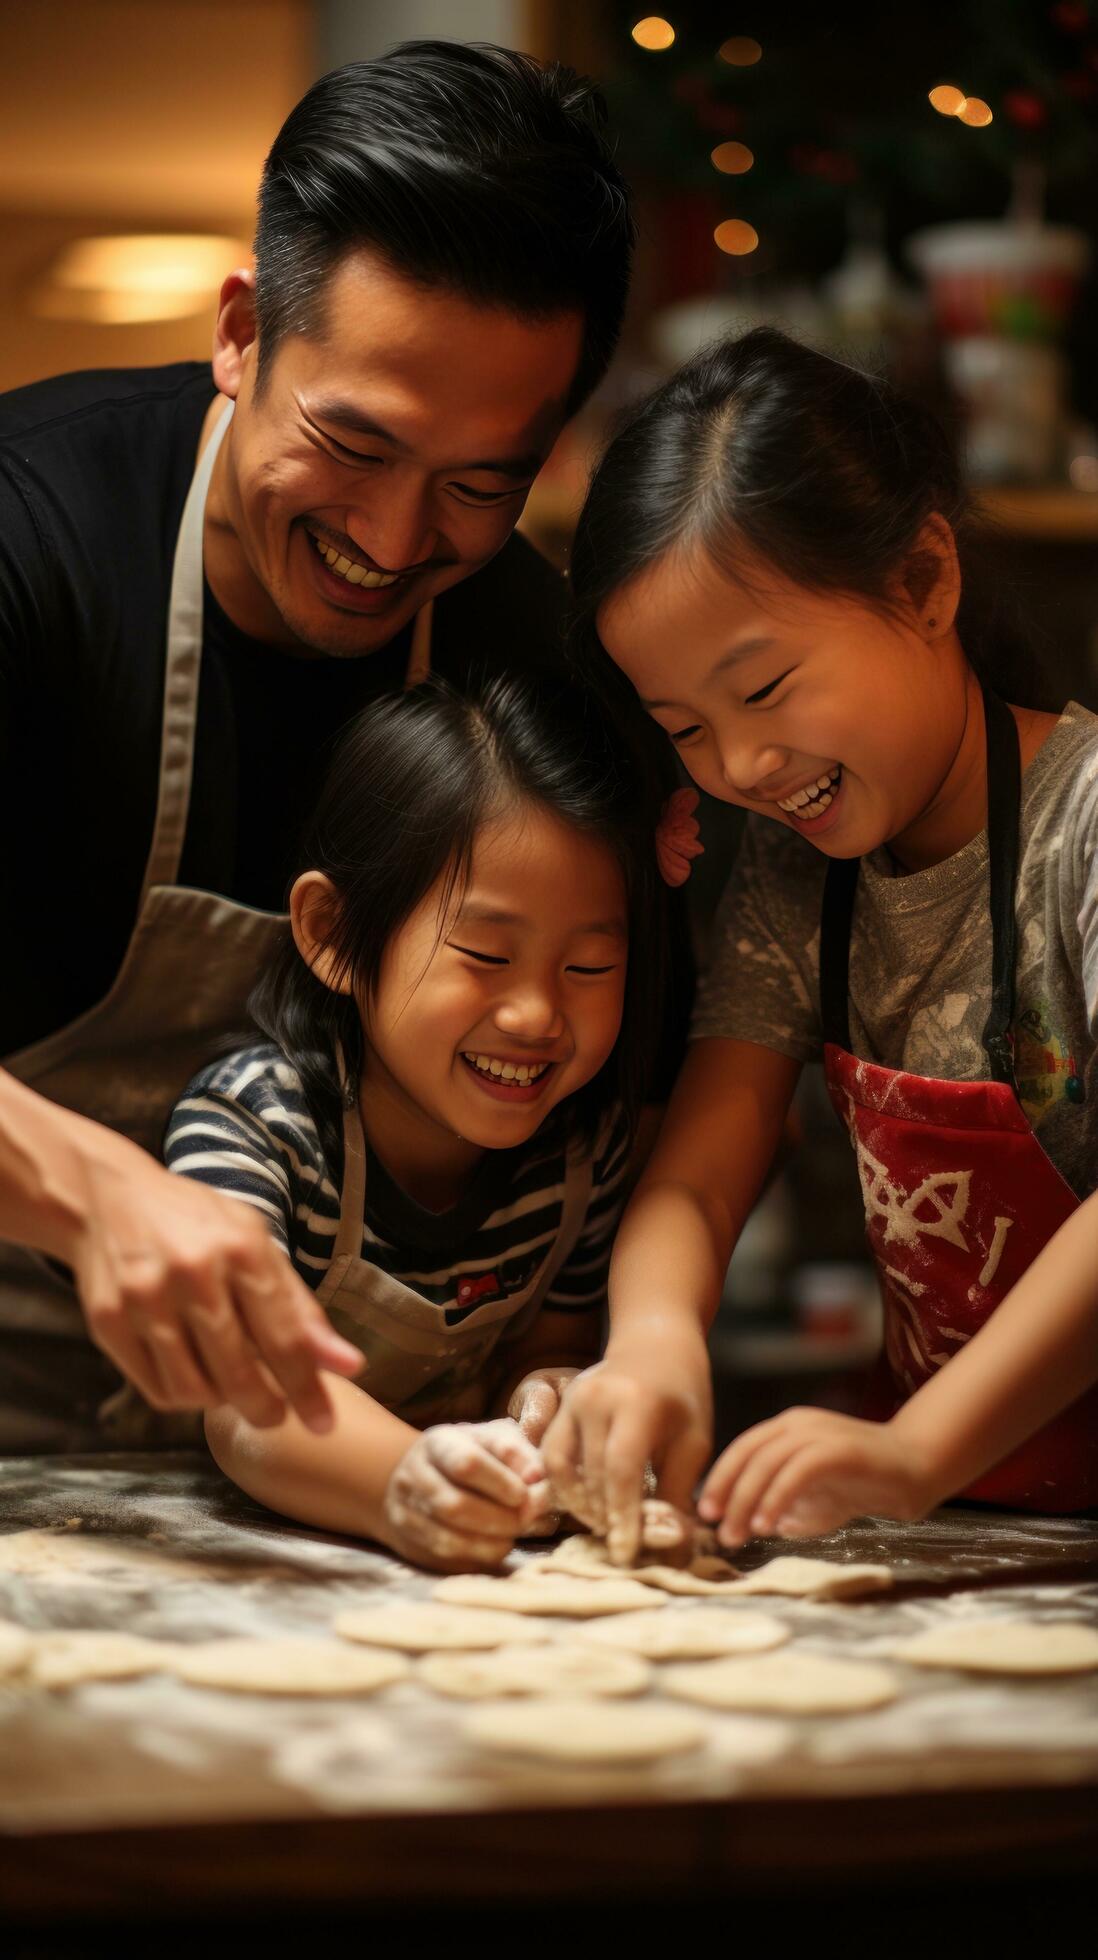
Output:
[
  {"left": 290, "top": 872, "right": 352, "bottom": 995},
  {"left": 897, "top": 513, "right": 961, "bottom": 641}
]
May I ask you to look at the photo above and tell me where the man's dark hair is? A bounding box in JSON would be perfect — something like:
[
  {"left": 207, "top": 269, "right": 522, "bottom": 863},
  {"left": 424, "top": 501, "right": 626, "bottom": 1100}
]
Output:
[{"left": 254, "top": 39, "right": 634, "bottom": 414}]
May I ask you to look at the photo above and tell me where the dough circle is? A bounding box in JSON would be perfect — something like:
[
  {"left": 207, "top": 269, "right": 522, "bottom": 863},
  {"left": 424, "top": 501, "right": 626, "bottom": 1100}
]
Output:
[
  {"left": 463, "top": 1698, "right": 705, "bottom": 1763},
  {"left": 534, "top": 1535, "right": 739, "bottom": 1596},
  {"left": 0, "top": 1620, "right": 32, "bottom": 1677},
  {"left": 663, "top": 1651, "right": 899, "bottom": 1714},
  {"left": 32, "top": 1631, "right": 182, "bottom": 1688},
  {"left": 576, "top": 1607, "right": 790, "bottom": 1660},
  {"left": 177, "top": 1638, "right": 409, "bottom": 1695},
  {"left": 419, "top": 1643, "right": 651, "bottom": 1700},
  {"left": 434, "top": 1573, "right": 657, "bottom": 1617},
  {"left": 729, "top": 1557, "right": 893, "bottom": 1600},
  {"left": 334, "top": 1603, "right": 549, "bottom": 1652},
  {"left": 896, "top": 1619, "right": 1098, "bottom": 1675}
]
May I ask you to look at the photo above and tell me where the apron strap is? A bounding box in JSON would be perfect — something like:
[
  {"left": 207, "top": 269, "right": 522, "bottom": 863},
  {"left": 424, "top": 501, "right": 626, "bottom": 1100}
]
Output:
[
  {"left": 980, "top": 687, "right": 1022, "bottom": 1089},
  {"left": 331, "top": 1041, "right": 369, "bottom": 1262},
  {"left": 140, "top": 400, "right": 234, "bottom": 901}
]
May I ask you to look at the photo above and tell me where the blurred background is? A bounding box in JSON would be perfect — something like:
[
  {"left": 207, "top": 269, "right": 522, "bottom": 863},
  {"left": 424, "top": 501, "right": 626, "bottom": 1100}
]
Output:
[{"left": 5, "top": 0, "right": 1098, "bottom": 1433}]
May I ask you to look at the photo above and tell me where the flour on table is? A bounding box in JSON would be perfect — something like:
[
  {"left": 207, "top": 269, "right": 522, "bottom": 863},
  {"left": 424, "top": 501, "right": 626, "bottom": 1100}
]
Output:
[
  {"left": 418, "top": 1643, "right": 651, "bottom": 1700},
  {"left": 575, "top": 1607, "right": 790, "bottom": 1660},
  {"left": 434, "top": 1573, "right": 657, "bottom": 1617},
  {"left": 463, "top": 1698, "right": 706, "bottom": 1763},
  {"left": 334, "top": 1603, "right": 550, "bottom": 1652},
  {"left": 176, "top": 1638, "right": 409, "bottom": 1695},
  {"left": 727, "top": 1557, "right": 894, "bottom": 1600},
  {"left": 895, "top": 1620, "right": 1098, "bottom": 1674},
  {"left": 32, "top": 1631, "right": 184, "bottom": 1688},
  {"left": 663, "top": 1651, "right": 899, "bottom": 1714},
  {"left": 0, "top": 1620, "right": 32, "bottom": 1677},
  {"left": 0, "top": 1527, "right": 264, "bottom": 1587}
]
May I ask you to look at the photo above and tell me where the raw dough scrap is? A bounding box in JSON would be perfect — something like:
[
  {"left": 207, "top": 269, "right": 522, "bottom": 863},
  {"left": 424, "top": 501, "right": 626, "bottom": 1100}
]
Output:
[
  {"left": 177, "top": 1638, "right": 409, "bottom": 1696},
  {"left": 576, "top": 1607, "right": 790, "bottom": 1661},
  {"left": 334, "top": 1603, "right": 550, "bottom": 1652},
  {"left": 434, "top": 1573, "right": 657, "bottom": 1617},
  {"left": 663, "top": 1651, "right": 899, "bottom": 1714},
  {"left": 0, "top": 1527, "right": 258, "bottom": 1587},
  {"left": 0, "top": 1619, "right": 32, "bottom": 1677},
  {"left": 533, "top": 1534, "right": 739, "bottom": 1596},
  {"left": 463, "top": 1698, "right": 705, "bottom": 1764},
  {"left": 31, "top": 1631, "right": 183, "bottom": 1688},
  {"left": 419, "top": 1643, "right": 651, "bottom": 1700},
  {"left": 727, "top": 1557, "right": 894, "bottom": 1600},
  {"left": 895, "top": 1620, "right": 1098, "bottom": 1675}
]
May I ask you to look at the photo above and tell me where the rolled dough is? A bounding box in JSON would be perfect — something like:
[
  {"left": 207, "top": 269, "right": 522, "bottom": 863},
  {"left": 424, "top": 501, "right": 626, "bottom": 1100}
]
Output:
[
  {"left": 177, "top": 1638, "right": 409, "bottom": 1695},
  {"left": 334, "top": 1603, "right": 550, "bottom": 1652},
  {"left": 418, "top": 1643, "right": 651, "bottom": 1700},
  {"left": 535, "top": 1535, "right": 739, "bottom": 1596},
  {"left": 463, "top": 1698, "right": 706, "bottom": 1763},
  {"left": 728, "top": 1557, "right": 894, "bottom": 1600},
  {"left": 32, "top": 1631, "right": 183, "bottom": 1688},
  {"left": 895, "top": 1620, "right": 1098, "bottom": 1675},
  {"left": 663, "top": 1651, "right": 899, "bottom": 1714},
  {"left": 434, "top": 1573, "right": 657, "bottom": 1617},
  {"left": 576, "top": 1607, "right": 790, "bottom": 1660},
  {"left": 0, "top": 1620, "right": 32, "bottom": 1677}
]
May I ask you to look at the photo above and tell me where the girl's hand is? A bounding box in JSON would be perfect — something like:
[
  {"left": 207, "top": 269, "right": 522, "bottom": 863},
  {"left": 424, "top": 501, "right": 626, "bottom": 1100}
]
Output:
[
  {"left": 383, "top": 1417, "right": 551, "bottom": 1571},
  {"left": 541, "top": 1337, "right": 713, "bottom": 1565},
  {"left": 697, "top": 1407, "right": 932, "bottom": 1546},
  {"left": 506, "top": 1368, "right": 582, "bottom": 1537}
]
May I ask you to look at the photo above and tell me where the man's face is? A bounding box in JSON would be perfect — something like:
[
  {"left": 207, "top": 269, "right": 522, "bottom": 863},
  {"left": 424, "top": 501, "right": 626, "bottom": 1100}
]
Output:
[{"left": 218, "top": 252, "right": 584, "bottom": 657}]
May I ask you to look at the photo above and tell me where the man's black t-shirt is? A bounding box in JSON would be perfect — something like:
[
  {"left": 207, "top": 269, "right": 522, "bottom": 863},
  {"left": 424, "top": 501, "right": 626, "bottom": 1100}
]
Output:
[{"left": 0, "top": 363, "right": 567, "bottom": 1054}]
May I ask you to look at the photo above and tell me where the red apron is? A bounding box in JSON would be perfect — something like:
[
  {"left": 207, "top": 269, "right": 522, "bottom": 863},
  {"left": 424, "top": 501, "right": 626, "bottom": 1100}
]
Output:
[{"left": 820, "top": 690, "right": 1098, "bottom": 1511}]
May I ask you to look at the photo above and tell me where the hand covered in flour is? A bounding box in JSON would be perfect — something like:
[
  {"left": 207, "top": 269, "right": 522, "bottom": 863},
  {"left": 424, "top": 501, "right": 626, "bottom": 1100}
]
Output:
[
  {"left": 541, "top": 1336, "right": 713, "bottom": 1567},
  {"left": 505, "top": 1367, "right": 582, "bottom": 1538},
  {"left": 698, "top": 1407, "right": 930, "bottom": 1546},
  {"left": 383, "top": 1418, "right": 552, "bottom": 1571}
]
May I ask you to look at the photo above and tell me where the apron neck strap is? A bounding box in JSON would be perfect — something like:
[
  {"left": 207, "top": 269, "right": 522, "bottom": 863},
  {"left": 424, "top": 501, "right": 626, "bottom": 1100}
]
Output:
[{"left": 819, "top": 686, "right": 1022, "bottom": 1088}]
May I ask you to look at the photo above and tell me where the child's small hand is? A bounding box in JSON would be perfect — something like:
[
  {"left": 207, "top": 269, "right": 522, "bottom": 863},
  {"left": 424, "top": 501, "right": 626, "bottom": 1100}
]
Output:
[
  {"left": 505, "top": 1369, "right": 582, "bottom": 1537},
  {"left": 697, "top": 1407, "right": 931, "bottom": 1546},
  {"left": 383, "top": 1417, "right": 551, "bottom": 1571}
]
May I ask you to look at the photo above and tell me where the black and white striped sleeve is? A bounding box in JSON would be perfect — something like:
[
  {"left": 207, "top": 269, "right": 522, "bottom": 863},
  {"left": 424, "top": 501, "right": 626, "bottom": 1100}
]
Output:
[
  {"left": 164, "top": 1068, "right": 298, "bottom": 1254},
  {"left": 544, "top": 1107, "right": 634, "bottom": 1314}
]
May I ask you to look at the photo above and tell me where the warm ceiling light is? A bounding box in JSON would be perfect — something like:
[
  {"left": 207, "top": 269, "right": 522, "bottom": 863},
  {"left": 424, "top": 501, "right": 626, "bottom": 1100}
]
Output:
[
  {"left": 33, "top": 234, "right": 247, "bottom": 323},
  {"left": 711, "top": 141, "right": 755, "bottom": 174},
  {"left": 715, "top": 219, "right": 759, "bottom": 255},
  {"left": 958, "top": 96, "right": 994, "bottom": 126},
  {"left": 928, "top": 84, "right": 967, "bottom": 116},
  {"left": 632, "top": 15, "right": 675, "bottom": 49},
  {"left": 719, "top": 36, "right": 762, "bottom": 66}
]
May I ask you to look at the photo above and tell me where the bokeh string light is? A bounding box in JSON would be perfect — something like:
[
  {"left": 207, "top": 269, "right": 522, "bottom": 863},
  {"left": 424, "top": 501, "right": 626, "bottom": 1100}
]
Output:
[
  {"left": 928, "top": 84, "right": 967, "bottom": 116},
  {"left": 958, "top": 96, "right": 994, "bottom": 126},
  {"left": 719, "top": 36, "right": 762, "bottom": 67},
  {"left": 711, "top": 141, "right": 754, "bottom": 174},
  {"left": 714, "top": 219, "right": 759, "bottom": 255},
  {"left": 631, "top": 16, "right": 675, "bottom": 50}
]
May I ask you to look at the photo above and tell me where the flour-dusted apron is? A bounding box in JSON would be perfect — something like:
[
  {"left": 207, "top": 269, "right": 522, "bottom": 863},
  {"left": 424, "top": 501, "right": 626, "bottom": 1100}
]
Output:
[
  {"left": 315, "top": 1073, "right": 593, "bottom": 1428},
  {"left": 0, "top": 403, "right": 434, "bottom": 1451},
  {"left": 821, "top": 689, "right": 1098, "bottom": 1511}
]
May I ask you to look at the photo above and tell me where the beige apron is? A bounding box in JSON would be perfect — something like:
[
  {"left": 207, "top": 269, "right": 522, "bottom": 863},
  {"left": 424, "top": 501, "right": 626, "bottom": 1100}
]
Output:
[
  {"left": 0, "top": 403, "right": 433, "bottom": 1450},
  {"left": 317, "top": 1071, "right": 593, "bottom": 1428}
]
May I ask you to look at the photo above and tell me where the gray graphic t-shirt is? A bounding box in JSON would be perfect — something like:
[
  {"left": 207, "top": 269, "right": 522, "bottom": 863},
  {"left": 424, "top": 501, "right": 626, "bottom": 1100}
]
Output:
[{"left": 693, "top": 703, "right": 1098, "bottom": 1199}]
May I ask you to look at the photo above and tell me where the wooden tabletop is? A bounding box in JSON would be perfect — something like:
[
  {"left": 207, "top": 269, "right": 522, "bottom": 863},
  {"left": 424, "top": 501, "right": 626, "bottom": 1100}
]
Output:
[{"left": 1, "top": 1454, "right": 1096, "bottom": 1921}]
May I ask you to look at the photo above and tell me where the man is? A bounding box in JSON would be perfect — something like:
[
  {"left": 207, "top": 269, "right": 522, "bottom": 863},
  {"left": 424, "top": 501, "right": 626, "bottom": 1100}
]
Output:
[{"left": 0, "top": 40, "right": 634, "bottom": 1450}]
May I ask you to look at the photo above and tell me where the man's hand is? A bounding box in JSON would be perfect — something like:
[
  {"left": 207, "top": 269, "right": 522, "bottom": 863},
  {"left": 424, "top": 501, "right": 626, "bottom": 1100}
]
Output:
[
  {"left": 697, "top": 1407, "right": 932, "bottom": 1546},
  {"left": 69, "top": 1144, "right": 364, "bottom": 1433},
  {"left": 541, "top": 1336, "right": 713, "bottom": 1566},
  {"left": 383, "top": 1417, "right": 551, "bottom": 1571}
]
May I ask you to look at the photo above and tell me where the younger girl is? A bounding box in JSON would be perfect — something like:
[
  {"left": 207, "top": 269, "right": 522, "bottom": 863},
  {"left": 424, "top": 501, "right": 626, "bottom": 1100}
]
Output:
[
  {"left": 165, "top": 671, "right": 668, "bottom": 1569},
  {"left": 544, "top": 326, "right": 1098, "bottom": 1560}
]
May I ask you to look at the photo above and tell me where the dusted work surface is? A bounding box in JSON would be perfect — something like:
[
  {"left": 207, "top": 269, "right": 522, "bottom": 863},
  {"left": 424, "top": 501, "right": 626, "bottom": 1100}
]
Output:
[{"left": 0, "top": 1454, "right": 1096, "bottom": 1919}]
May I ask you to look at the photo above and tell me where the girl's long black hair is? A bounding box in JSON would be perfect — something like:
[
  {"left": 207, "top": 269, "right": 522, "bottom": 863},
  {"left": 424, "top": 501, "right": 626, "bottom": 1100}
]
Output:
[
  {"left": 570, "top": 325, "right": 1049, "bottom": 710},
  {"left": 250, "top": 668, "right": 667, "bottom": 1169}
]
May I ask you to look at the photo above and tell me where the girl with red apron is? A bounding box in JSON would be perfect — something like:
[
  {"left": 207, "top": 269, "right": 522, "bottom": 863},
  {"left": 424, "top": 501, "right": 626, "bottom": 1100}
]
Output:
[{"left": 819, "top": 689, "right": 1098, "bottom": 1511}]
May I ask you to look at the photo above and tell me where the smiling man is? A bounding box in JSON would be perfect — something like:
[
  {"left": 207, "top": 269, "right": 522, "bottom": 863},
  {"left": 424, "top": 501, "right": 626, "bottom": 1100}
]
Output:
[{"left": 0, "top": 41, "right": 634, "bottom": 1451}]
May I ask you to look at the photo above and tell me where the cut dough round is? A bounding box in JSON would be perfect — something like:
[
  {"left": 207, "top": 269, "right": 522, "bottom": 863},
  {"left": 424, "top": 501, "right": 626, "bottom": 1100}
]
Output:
[
  {"left": 32, "top": 1631, "right": 182, "bottom": 1688},
  {"left": 334, "top": 1603, "right": 549, "bottom": 1652},
  {"left": 463, "top": 1698, "right": 705, "bottom": 1763},
  {"left": 663, "top": 1651, "right": 899, "bottom": 1714},
  {"left": 895, "top": 1620, "right": 1098, "bottom": 1675},
  {"left": 576, "top": 1608, "right": 790, "bottom": 1660},
  {"left": 729, "top": 1557, "right": 893, "bottom": 1600},
  {"left": 419, "top": 1643, "right": 651, "bottom": 1700},
  {"left": 177, "top": 1638, "right": 409, "bottom": 1695},
  {"left": 533, "top": 1535, "right": 739, "bottom": 1596},
  {"left": 0, "top": 1620, "right": 32, "bottom": 1678},
  {"left": 435, "top": 1573, "right": 657, "bottom": 1617}
]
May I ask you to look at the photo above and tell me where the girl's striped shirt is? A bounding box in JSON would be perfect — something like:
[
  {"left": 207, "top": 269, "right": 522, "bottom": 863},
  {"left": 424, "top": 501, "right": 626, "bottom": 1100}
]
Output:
[{"left": 164, "top": 1043, "right": 633, "bottom": 1319}]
